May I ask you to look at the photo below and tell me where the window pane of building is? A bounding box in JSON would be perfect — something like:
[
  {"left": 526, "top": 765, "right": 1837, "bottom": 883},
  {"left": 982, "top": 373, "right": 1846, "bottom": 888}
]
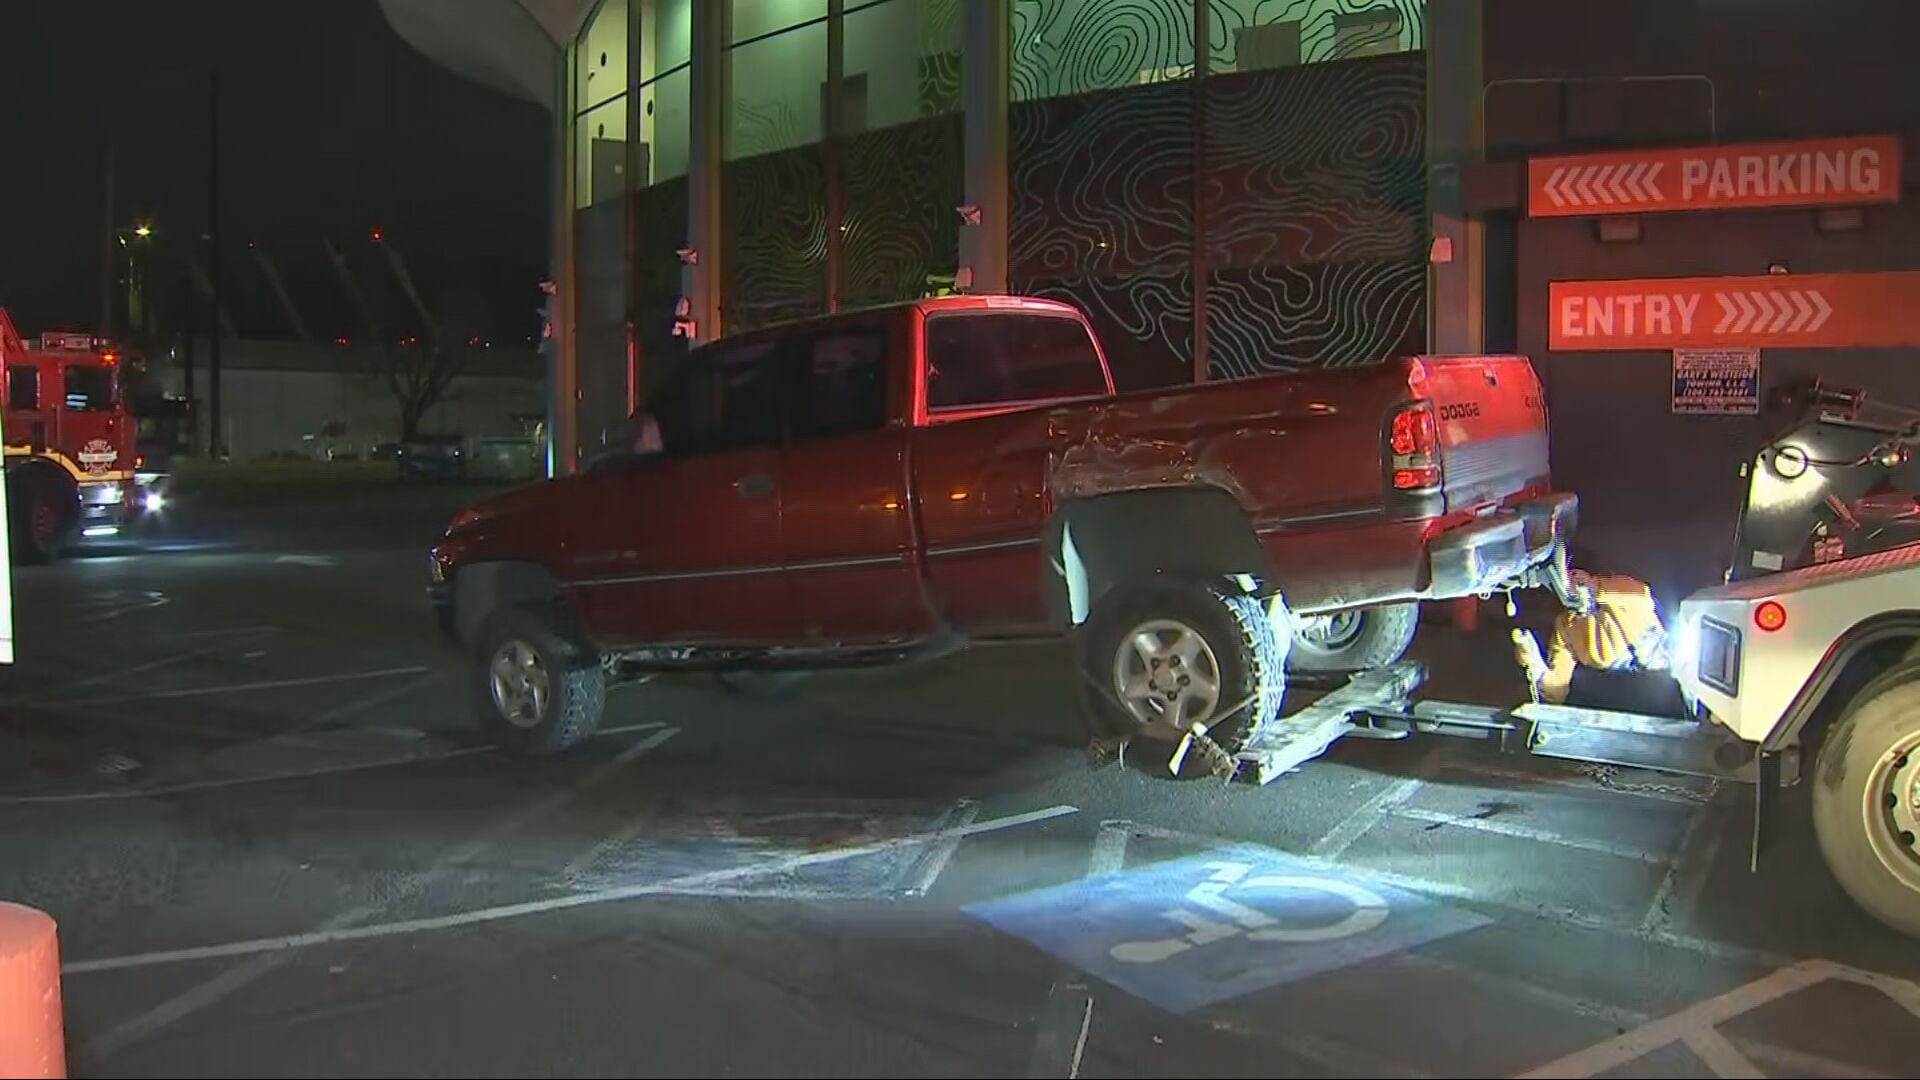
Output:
[
  {"left": 639, "top": 0, "right": 692, "bottom": 183},
  {"left": 1208, "top": 0, "right": 1425, "bottom": 71},
  {"left": 1011, "top": 0, "right": 1197, "bottom": 101},
  {"left": 575, "top": 95, "right": 630, "bottom": 208},
  {"left": 845, "top": 0, "right": 963, "bottom": 132},
  {"left": 577, "top": 0, "right": 629, "bottom": 111},
  {"left": 728, "top": 2, "right": 829, "bottom": 160}
]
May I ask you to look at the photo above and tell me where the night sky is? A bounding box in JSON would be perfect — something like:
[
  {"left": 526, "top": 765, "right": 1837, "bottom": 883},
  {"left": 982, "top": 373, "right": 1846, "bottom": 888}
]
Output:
[{"left": 0, "top": 0, "right": 551, "bottom": 343}]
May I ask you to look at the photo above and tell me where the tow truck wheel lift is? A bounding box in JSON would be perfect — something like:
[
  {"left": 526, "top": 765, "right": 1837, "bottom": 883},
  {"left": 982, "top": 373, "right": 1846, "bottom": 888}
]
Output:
[{"left": 1234, "top": 661, "right": 1793, "bottom": 865}]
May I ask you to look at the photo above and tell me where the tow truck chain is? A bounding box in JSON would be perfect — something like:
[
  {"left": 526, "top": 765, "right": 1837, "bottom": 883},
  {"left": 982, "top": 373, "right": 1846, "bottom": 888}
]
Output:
[{"left": 1573, "top": 762, "right": 1721, "bottom": 804}]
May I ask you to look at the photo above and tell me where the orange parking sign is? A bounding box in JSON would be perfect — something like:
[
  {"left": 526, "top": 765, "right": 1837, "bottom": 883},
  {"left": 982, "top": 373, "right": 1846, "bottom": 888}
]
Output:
[
  {"left": 1549, "top": 272, "right": 1920, "bottom": 351},
  {"left": 1530, "top": 135, "right": 1902, "bottom": 217}
]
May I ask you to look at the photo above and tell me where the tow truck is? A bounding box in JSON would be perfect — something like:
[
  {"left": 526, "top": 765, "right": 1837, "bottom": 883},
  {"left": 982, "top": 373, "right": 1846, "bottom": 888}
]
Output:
[
  {"left": 0, "top": 310, "right": 157, "bottom": 561},
  {"left": 1235, "top": 381, "right": 1920, "bottom": 939}
]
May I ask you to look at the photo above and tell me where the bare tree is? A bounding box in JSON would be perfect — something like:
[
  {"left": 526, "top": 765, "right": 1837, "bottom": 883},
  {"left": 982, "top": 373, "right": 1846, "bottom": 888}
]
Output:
[{"left": 381, "top": 332, "right": 473, "bottom": 442}]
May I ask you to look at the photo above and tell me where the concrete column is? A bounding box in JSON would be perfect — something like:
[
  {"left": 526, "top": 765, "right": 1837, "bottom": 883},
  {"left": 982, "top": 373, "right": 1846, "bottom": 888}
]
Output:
[
  {"left": 686, "top": 0, "right": 730, "bottom": 343},
  {"left": 960, "top": 0, "right": 1009, "bottom": 294},
  {"left": 1426, "top": 0, "right": 1485, "bottom": 355},
  {"left": 550, "top": 41, "right": 580, "bottom": 475},
  {"left": 825, "top": 0, "right": 845, "bottom": 313}
]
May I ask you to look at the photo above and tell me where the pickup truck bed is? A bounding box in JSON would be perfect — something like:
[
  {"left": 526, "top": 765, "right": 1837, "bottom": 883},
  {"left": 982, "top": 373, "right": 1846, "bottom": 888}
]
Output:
[{"left": 432, "top": 295, "right": 1575, "bottom": 760}]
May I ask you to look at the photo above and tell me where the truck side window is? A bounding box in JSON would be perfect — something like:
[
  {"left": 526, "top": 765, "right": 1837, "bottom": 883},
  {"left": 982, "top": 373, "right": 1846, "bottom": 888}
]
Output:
[
  {"left": 7, "top": 366, "right": 37, "bottom": 411},
  {"left": 706, "top": 341, "right": 781, "bottom": 451},
  {"left": 925, "top": 314, "right": 1107, "bottom": 410},
  {"left": 799, "top": 328, "right": 886, "bottom": 438}
]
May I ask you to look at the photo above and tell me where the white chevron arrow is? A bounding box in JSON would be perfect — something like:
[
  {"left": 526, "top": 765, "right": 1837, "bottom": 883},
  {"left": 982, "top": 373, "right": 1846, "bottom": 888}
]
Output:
[
  {"left": 1808, "top": 290, "right": 1833, "bottom": 331},
  {"left": 1787, "top": 290, "right": 1815, "bottom": 332},
  {"left": 1767, "top": 291, "right": 1795, "bottom": 333},
  {"left": 1643, "top": 162, "right": 1666, "bottom": 200},
  {"left": 1573, "top": 166, "right": 1596, "bottom": 205},
  {"left": 1732, "top": 291, "right": 1757, "bottom": 333},
  {"left": 1606, "top": 164, "right": 1630, "bottom": 203},
  {"left": 1621, "top": 162, "right": 1645, "bottom": 200},
  {"left": 1592, "top": 164, "right": 1616, "bottom": 204},
  {"left": 1715, "top": 293, "right": 1739, "bottom": 334},
  {"left": 1746, "top": 291, "right": 1774, "bottom": 333},
  {"left": 1544, "top": 166, "right": 1569, "bottom": 207}
]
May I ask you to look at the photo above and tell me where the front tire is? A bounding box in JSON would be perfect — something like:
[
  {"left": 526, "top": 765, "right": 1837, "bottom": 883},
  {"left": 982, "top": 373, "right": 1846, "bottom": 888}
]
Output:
[
  {"left": 472, "top": 607, "right": 606, "bottom": 756},
  {"left": 1076, "top": 583, "right": 1288, "bottom": 760},
  {"left": 1289, "top": 603, "right": 1419, "bottom": 673},
  {"left": 1812, "top": 666, "right": 1920, "bottom": 938},
  {"left": 9, "top": 479, "right": 71, "bottom": 565}
]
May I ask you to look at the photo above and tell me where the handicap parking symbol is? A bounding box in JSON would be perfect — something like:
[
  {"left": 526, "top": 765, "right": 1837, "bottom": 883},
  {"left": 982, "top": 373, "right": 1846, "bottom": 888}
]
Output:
[{"left": 966, "top": 844, "right": 1489, "bottom": 1014}]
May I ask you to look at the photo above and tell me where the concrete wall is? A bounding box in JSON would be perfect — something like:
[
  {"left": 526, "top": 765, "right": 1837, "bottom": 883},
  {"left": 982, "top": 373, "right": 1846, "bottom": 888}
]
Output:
[{"left": 154, "top": 339, "right": 545, "bottom": 461}]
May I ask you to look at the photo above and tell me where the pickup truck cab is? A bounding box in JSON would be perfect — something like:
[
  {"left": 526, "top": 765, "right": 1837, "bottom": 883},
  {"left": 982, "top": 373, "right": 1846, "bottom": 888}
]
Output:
[{"left": 432, "top": 295, "right": 1575, "bottom": 757}]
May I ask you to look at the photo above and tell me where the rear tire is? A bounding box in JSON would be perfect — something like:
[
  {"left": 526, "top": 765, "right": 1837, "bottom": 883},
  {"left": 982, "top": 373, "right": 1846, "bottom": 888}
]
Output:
[
  {"left": 1076, "top": 583, "right": 1288, "bottom": 764},
  {"left": 472, "top": 607, "right": 606, "bottom": 756},
  {"left": 1288, "top": 603, "right": 1419, "bottom": 673},
  {"left": 1811, "top": 666, "right": 1920, "bottom": 938}
]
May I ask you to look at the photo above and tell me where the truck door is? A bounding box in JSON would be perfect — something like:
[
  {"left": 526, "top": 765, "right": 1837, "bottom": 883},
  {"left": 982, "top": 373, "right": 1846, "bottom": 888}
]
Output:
[
  {"left": 572, "top": 338, "right": 790, "bottom": 648},
  {"left": 6, "top": 361, "right": 47, "bottom": 452},
  {"left": 777, "top": 318, "right": 936, "bottom": 644},
  {"left": 58, "top": 359, "right": 129, "bottom": 481}
]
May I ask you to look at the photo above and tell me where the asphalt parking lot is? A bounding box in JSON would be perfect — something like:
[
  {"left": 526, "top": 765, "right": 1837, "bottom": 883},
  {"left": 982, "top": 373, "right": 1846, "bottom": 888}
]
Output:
[{"left": 5, "top": 491, "right": 1920, "bottom": 1078}]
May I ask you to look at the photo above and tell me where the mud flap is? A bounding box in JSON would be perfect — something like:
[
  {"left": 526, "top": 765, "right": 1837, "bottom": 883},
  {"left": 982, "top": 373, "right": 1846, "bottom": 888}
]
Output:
[{"left": 1751, "top": 750, "right": 1781, "bottom": 871}]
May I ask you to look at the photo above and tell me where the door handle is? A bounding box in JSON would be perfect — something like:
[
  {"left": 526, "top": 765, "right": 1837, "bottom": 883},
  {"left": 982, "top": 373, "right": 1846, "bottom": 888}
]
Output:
[{"left": 735, "top": 472, "right": 774, "bottom": 499}]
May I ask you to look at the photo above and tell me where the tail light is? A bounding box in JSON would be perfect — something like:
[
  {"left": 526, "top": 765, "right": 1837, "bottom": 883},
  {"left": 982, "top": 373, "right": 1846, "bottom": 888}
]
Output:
[{"left": 1389, "top": 404, "right": 1441, "bottom": 490}]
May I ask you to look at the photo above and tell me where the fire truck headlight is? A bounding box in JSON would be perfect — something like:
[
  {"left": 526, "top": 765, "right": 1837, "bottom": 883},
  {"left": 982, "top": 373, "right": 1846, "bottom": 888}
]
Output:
[{"left": 144, "top": 491, "right": 166, "bottom": 513}]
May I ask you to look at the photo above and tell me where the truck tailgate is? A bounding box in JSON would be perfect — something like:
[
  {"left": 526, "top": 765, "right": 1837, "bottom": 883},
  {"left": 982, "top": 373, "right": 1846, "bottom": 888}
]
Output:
[{"left": 1415, "top": 355, "right": 1550, "bottom": 512}]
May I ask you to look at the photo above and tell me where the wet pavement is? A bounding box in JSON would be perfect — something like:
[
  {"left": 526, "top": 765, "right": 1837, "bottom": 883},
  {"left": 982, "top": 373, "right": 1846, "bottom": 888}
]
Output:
[{"left": 5, "top": 491, "right": 1920, "bottom": 1078}]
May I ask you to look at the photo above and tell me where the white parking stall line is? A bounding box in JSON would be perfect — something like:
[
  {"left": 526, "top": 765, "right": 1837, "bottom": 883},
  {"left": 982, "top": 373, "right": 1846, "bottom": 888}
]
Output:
[
  {"left": 1311, "top": 747, "right": 1441, "bottom": 860},
  {"left": 64, "top": 803, "right": 1078, "bottom": 978},
  {"left": 0, "top": 719, "right": 672, "bottom": 807},
  {"left": 1402, "top": 955, "right": 1888, "bottom": 1080},
  {"left": 899, "top": 799, "right": 979, "bottom": 896},
  {"left": 49, "top": 665, "right": 432, "bottom": 708},
  {"left": 1024, "top": 981, "right": 1094, "bottom": 1079},
  {"left": 1088, "top": 820, "right": 1132, "bottom": 876},
  {"left": 1514, "top": 960, "right": 1920, "bottom": 1079},
  {"left": 5, "top": 645, "right": 226, "bottom": 706},
  {"left": 78, "top": 726, "right": 683, "bottom": 1062},
  {"left": 1390, "top": 806, "right": 1673, "bottom": 865}
]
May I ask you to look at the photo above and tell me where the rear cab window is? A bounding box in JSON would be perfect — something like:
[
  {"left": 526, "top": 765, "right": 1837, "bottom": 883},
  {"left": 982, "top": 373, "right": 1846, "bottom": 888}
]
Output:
[{"left": 922, "top": 312, "right": 1109, "bottom": 419}]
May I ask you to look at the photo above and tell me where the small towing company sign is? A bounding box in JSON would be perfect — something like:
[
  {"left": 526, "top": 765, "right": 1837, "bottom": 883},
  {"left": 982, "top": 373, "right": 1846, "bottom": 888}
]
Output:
[
  {"left": 1529, "top": 135, "right": 1902, "bottom": 217},
  {"left": 1549, "top": 271, "right": 1920, "bottom": 351}
]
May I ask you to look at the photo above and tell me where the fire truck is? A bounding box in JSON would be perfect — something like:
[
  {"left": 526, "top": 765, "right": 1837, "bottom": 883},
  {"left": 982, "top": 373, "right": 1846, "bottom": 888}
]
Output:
[{"left": 0, "top": 309, "right": 155, "bottom": 562}]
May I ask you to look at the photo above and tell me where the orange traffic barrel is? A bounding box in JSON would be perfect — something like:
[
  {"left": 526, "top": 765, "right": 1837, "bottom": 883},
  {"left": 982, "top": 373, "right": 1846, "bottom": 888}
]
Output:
[{"left": 0, "top": 902, "right": 64, "bottom": 1078}]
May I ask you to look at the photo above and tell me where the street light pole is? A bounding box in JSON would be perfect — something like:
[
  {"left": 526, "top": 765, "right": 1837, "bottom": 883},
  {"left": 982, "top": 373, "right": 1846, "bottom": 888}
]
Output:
[
  {"left": 207, "top": 71, "right": 224, "bottom": 460},
  {"left": 99, "top": 144, "right": 115, "bottom": 337}
]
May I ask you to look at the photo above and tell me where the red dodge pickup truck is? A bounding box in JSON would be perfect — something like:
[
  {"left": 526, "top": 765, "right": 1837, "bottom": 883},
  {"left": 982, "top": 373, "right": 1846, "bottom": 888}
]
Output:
[{"left": 431, "top": 296, "right": 1575, "bottom": 757}]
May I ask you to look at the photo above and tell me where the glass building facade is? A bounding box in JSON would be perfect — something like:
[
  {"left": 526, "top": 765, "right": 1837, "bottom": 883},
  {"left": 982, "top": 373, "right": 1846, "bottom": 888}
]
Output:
[{"left": 562, "top": 0, "right": 1429, "bottom": 467}]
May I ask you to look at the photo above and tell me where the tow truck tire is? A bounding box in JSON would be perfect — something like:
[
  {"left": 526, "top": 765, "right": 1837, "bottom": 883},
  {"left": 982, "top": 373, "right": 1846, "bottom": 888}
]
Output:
[
  {"left": 1288, "top": 603, "right": 1419, "bottom": 673},
  {"left": 1812, "top": 669, "right": 1920, "bottom": 938},
  {"left": 472, "top": 607, "right": 606, "bottom": 756},
  {"left": 1076, "top": 583, "right": 1287, "bottom": 765}
]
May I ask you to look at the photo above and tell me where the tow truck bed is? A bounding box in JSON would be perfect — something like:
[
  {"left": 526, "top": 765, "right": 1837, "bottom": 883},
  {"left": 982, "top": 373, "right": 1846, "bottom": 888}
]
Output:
[{"left": 1235, "top": 661, "right": 1772, "bottom": 787}]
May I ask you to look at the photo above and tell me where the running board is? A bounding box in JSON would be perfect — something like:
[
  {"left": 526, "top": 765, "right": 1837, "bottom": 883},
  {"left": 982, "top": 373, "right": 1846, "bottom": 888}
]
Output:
[{"left": 1234, "top": 661, "right": 1426, "bottom": 785}]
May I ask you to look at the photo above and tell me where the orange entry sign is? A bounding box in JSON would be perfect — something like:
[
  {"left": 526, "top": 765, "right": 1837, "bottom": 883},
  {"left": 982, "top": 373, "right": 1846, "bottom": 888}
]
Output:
[
  {"left": 1549, "top": 272, "right": 1920, "bottom": 352},
  {"left": 1530, "top": 135, "right": 1901, "bottom": 217}
]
